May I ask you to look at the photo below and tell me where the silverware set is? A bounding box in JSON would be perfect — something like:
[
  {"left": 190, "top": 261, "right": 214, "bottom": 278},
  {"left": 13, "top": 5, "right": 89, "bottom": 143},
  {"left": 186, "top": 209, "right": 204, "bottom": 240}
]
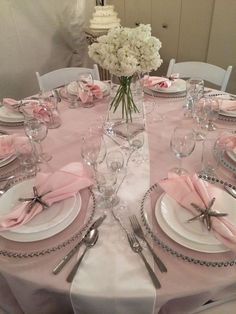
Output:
[
  {"left": 52, "top": 215, "right": 106, "bottom": 278},
  {"left": 127, "top": 232, "right": 161, "bottom": 289},
  {"left": 66, "top": 228, "right": 99, "bottom": 283},
  {"left": 129, "top": 215, "right": 167, "bottom": 273},
  {"left": 111, "top": 208, "right": 167, "bottom": 289},
  {"left": 53, "top": 208, "right": 167, "bottom": 289}
]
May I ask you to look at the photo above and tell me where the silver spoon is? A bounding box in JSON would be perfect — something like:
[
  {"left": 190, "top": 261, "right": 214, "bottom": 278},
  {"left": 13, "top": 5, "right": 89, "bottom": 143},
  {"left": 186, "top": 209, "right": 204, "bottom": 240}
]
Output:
[
  {"left": 0, "top": 178, "right": 14, "bottom": 195},
  {"left": 66, "top": 228, "right": 99, "bottom": 283},
  {"left": 224, "top": 185, "right": 236, "bottom": 199}
]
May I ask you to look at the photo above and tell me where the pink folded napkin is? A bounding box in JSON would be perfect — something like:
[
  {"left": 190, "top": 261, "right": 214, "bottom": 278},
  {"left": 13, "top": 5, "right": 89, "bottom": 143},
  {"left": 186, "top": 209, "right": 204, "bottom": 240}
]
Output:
[
  {"left": 78, "top": 83, "right": 103, "bottom": 104},
  {"left": 143, "top": 74, "right": 179, "bottom": 89},
  {"left": 218, "top": 133, "right": 236, "bottom": 153},
  {"left": 0, "top": 162, "right": 93, "bottom": 231},
  {"left": 159, "top": 173, "right": 236, "bottom": 251},
  {"left": 220, "top": 99, "right": 236, "bottom": 112},
  {"left": 0, "top": 134, "right": 28, "bottom": 158},
  {"left": 2, "top": 97, "right": 51, "bottom": 122},
  {"left": 2, "top": 98, "right": 19, "bottom": 112}
]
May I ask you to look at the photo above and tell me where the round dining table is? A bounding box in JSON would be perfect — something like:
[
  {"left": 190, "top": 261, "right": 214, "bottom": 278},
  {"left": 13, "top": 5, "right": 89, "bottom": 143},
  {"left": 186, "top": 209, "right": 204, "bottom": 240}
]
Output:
[{"left": 0, "top": 86, "right": 236, "bottom": 314}]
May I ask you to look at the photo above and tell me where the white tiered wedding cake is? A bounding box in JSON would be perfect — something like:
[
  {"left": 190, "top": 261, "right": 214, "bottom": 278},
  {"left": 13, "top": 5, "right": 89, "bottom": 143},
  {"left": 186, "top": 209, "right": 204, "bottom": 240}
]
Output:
[{"left": 89, "top": 5, "right": 120, "bottom": 30}]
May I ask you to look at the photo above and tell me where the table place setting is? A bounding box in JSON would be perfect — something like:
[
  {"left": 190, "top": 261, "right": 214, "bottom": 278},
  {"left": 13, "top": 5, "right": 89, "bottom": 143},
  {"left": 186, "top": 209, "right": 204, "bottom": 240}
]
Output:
[
  {"left": 58, "top": 78, "right": 110, "bottom": 109},
  {"left": 2, "top": 92, "right": 61, "bottom": 127},
  {"left": 143, "top": 75, "right": 187, "bottom": 99},
  {"left": 0, "top": 163, "right": 93, "bottom": 244},
  {"left": 1, "top": 23, "right": 236, "bottom": 314}
]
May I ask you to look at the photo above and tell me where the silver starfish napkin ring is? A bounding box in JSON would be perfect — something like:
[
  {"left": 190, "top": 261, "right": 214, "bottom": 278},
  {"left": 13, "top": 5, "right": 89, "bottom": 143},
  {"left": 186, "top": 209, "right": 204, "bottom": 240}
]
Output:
[
  {"left": 187, "top": 197, "right": 228, "bottom": 231},
  {"left": 19, "top": 186, "right": 51, "bottom": 213}
]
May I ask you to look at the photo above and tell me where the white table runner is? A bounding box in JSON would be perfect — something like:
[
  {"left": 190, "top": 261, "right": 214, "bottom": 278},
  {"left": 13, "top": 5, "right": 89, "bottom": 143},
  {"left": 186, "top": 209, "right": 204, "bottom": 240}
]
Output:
[{"left": 70, "top": 126, "right": 157, "bottom": 314}]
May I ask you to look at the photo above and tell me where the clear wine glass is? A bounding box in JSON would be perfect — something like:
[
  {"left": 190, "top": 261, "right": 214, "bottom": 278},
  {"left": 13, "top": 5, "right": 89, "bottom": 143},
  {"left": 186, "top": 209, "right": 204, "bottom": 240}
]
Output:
[
  {"left": 81, "top": 133, "right": 106, "bottom": 172},
  {"left": 65, "top": 82, "right": 79, "bottom": 109},
  {"left": 185, "top": 78, "right": 204, "bottom": 118},
  {"left": 106, "top": 150, "right": 124, "bottom": 173},
  {"left": 95, "top": 168, "right": 118, "bottom": 210},
  {"left": 24, "top": 117, "right": 52, "bottom": 162},
  {"left": 170, "top": 126, "right": 196, "bottom": 175},
  {"left": 14, "top": 139, "right": 37, "bottom": 175},
  {"left": 77, "top": 73, "right": 94, "bottom": 108},
  {"left": 128, "top": 131, "right": 145, "bottom": 165},
  {"left": 202, "top": 97, "right": 220, "bottom": 131},
  {"left": 192, "top": 98, "right": 207, "bottom": 141}
]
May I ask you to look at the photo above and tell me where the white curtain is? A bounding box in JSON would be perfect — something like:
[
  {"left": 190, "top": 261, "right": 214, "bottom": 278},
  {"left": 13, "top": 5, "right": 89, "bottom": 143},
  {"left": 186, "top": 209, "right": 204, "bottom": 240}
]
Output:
[{"left": 0, "top": 0, "right": 95, "bottom": 99}]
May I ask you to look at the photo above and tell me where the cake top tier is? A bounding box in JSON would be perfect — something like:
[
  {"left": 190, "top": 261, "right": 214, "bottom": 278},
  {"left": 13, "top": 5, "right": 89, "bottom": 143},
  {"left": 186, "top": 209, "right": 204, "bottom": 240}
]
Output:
[
  {"left": 90, "top": 5, "right": 120, "bottom": 30},
  {"left": 93, "top": 5, "right": 117, "bottom": 16}
]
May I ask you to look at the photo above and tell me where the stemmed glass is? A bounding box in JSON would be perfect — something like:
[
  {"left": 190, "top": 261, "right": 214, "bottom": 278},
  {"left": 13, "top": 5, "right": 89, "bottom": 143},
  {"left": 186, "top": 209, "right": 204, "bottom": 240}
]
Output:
[
  {"left": 81, "top": 132, "right": 106, "bottom": 172},
  {"left": 145, "top": 91, "right": 165, "bottom": 122},
  {"left": 95, "top": 168, "right": 118, "bottom": 209},
  {"left": 15, "top": 139, "right": 37, "bottom": 175},
  {"left": 192, "top": 98, "right": 207, "bottom": 141},
  {"left": 170, "top": 126, "right": 196, "bottom": 175},
  {"left": 65, "top": 82, "right": 79, "bottom": 109},
  {"left": 24, "top": 117, "right": 52, "bottom": 162},
  {"left": 128, "top": 130, "right": 144, "bottom": 165},
  {"left": 106, "top": 150, "right": 124, "bottom": 172},
  {"left": 202, "top": 97, "right": 220, "bottom": 131},
  {"left": 185, "top": 78, "right": 204, "bottom": 118},
  {"left": 77, "top": 73, "right": 94, "bottom": 108},
  {"left": 106, "top": 150, "right": 126, "bottom": 204}
]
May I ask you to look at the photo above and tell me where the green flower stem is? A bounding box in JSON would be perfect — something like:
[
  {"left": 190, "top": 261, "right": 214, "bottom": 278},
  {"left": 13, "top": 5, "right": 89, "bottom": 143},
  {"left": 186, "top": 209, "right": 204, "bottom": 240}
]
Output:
[{"left": 110, "top": 76, "right": 139, "bottom": 122}]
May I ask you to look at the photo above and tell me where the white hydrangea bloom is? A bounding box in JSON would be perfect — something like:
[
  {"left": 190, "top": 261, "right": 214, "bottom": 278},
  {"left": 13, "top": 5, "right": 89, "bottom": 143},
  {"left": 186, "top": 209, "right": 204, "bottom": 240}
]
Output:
[{"left": 88, "top": 24, "right": 162, "bottom": 77}]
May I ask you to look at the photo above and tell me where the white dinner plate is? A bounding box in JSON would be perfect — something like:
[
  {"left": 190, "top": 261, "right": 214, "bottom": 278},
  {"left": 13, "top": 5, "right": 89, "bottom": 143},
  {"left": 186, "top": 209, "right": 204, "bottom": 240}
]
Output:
[
  {"left": 0, "top": 106, "right": 24, "bottom": 123},
  {"left": 154, "top": 191, "right": 235, "bottom": 253},
  {"left": 148, "top": 79, "right": 186, "bottom": 94},
  {"left": 0, "top": 153, "right": 16, "bottom": 168},
  {"left": 67, "top": 80, "right": 109, "bottom": 95},
  {"left": 0, "top": 179, "right": 81, "bottom": 242},
  {"left": 220, "top": 110, "right": 236, "bottom": 118},
  {"left": 226, "top": 150, "right": 236, "bottom": 163}
]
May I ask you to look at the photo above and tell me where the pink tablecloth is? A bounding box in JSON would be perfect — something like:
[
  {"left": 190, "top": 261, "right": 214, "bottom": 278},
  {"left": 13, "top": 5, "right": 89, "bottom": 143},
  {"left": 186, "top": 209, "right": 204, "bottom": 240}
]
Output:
[{"left": 0, "top": 94, "right": 235, "bottom": 314}]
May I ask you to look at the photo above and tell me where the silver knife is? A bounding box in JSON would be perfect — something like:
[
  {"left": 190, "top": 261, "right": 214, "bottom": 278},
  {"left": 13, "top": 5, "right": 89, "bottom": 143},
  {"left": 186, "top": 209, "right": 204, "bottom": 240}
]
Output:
[
  {"left": 224, "top": 185, "right": 236, "bottom": 199},
  {"left": 52, "top": 214, "right": 106, "bottom": 275}
]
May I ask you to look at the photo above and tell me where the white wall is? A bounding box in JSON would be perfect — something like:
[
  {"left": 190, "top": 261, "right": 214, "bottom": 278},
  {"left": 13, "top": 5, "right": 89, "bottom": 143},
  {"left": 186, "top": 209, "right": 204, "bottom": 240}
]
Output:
[{"left": 0, "top": 0, "right": 90, "bottom": 99}]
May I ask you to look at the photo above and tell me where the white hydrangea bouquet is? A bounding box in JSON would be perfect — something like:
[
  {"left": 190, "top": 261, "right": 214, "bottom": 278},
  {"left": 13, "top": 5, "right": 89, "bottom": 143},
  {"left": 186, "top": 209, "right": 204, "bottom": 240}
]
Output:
[{"left": 88, "top": 24, "right": 162, "bottom": 122}]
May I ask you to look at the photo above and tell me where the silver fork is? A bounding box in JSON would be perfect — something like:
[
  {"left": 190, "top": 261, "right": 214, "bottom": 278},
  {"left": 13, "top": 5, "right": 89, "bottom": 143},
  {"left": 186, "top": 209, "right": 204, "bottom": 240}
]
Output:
[
  {"left": 129, "top": 215, "right": 167, "bottom": 273},
  {"left": 127, "top": 232, "right": 161, "bottom": 289}
]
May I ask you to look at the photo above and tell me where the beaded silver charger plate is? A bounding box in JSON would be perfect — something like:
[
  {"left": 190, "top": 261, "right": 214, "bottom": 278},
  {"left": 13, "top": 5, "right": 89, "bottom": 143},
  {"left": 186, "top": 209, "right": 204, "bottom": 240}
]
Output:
[
  {"left": 139, "top": 176, "right": 236, "bottom": 267},
  {"left": 214, "top": 145, "right": 236, "bottom": 176},
  {"left": 0, "top": 176, "right": 96, "bottom": 258}
]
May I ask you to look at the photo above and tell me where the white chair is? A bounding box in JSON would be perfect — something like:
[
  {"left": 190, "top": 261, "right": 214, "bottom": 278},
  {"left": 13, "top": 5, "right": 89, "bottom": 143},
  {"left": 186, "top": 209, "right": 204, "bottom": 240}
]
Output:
[
  {"left": 36, "top": 64, "right": 100, "bottom": 92},
  {"left": 167, "top": 58, "right": 232, "bottom": 91}
]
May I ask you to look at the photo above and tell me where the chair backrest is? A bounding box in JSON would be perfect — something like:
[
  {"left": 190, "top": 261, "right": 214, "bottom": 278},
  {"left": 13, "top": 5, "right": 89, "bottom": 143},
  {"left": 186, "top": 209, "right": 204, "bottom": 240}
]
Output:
[
  {"left": 36, "top": 64, "right": 100, "bottom": 92},
  {"left": 167, "top": 58, "right": 232, "bottom": 91}
]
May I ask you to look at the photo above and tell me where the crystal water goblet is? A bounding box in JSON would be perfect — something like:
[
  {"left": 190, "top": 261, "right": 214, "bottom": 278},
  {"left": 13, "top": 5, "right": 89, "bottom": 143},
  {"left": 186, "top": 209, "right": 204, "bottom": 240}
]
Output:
[
  {"left": 145, "top": 91, "right": 165, "bottom": 122},
  {"left": 170, "top": 126, "right": 196, "bottom": 175},
  {"left": 65, "top": 81, "right": 79, "bottom": 109},
  {"left": 15, "top": 139, "right": 37, "bottom": 175},
  {"left": 77, "top": 73, "right": 95, "bottom": 108},
  {"left": 39, "top": 95, "right": 61, "bottom": 129},
  {"left": 24, "top": 117, "right": 52, "bottom": 162},
  {"left": 106, "top": 150, "right": 124, "bottom": 173},
  {"left": 192, "top": 98, "right": 207, "bottom": 141},
  {"left": 199, "top": 136, "right": 221, "bottom": 176},
  {"left": 106, "top": 150, "right": 126, "bottom": 200},
  {"left": 202, "top": 97, "right": 220, "bottom": 131},
  {"left": 81, "top": 133, "right": 106, "bottom": 172},
  {"left": 95, "top": 168, "right": 118, "bottom": 209},
  {"left": 128, "top": 130, "right": 145, "bottom": 165},
  {"left": 185, "top": 78, "right": 204, "bottom": 118}
]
